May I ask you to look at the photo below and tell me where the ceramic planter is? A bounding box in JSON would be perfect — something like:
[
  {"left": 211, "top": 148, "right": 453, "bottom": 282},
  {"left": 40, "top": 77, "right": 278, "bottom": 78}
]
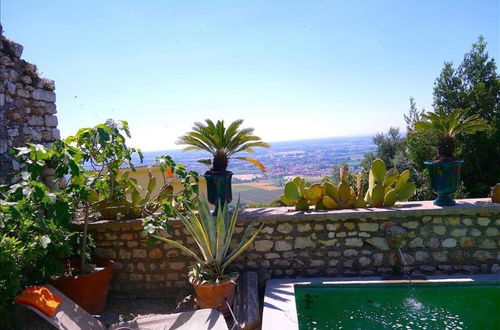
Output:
[
  {"left": 52, "top": 256, "right": 114, "bottom": 314},
  {"left": 425, "top": 160, "right": 464, "bottom": 206},
  {"left": 191, "top": 275, "right": 238, "bottom": 316},
  {"left": 204, "top": 171, "right": 233, "bottom": 214}
]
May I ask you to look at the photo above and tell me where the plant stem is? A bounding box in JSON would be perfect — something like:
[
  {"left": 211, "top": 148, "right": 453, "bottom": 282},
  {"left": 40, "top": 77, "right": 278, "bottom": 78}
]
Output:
[{"left": 80, "top": 202, "right": 90, "bottom": 274}]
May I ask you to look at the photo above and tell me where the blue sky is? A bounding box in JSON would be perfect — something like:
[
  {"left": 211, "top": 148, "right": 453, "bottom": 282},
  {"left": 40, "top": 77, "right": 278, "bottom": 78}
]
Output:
[{"left": 3, "top": 1, "right": 499, "bottom": 150}]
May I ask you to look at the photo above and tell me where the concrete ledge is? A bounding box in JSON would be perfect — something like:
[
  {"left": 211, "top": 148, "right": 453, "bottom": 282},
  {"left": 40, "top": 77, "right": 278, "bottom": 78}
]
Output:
[{"left": 262, "top": 274, "right": 500, "bottom": 330}]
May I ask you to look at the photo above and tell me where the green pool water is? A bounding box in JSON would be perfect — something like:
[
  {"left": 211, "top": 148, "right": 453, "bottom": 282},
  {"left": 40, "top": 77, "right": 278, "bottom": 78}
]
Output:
[{"left": 295, "top": 282, "right": 500, "bottom": 329}]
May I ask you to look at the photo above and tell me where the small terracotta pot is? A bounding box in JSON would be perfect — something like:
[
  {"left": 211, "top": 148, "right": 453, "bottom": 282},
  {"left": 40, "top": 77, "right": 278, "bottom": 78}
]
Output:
[
  {"left": 191, "top": 275, "right": 238, "bottom": 315},
  {"left": 52, "top": 256, "right": 114, "bottom": 314}
]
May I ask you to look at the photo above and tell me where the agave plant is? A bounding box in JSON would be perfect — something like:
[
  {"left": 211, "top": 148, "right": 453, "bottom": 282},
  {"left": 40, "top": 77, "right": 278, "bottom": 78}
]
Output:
[
  {"left": 150, "top": 197, "right": 263, "bottom": 284},
  {"left": 177, "top": 119, "right": 270, "bottom": 173},
  {"left": 414, "top": 107, "right": 489, "bottom": 161}
]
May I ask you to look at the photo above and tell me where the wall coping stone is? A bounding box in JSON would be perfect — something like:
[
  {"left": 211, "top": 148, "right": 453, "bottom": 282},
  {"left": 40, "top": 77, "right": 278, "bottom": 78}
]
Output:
[{"left": 79, "top": 198, "right": 498, "bottom": 230}]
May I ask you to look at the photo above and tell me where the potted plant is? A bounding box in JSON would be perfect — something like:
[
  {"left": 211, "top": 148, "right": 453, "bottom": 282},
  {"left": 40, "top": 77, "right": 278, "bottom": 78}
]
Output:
[
  {"left": 148, "top": 197, "right": 263, "bottom": 314},
  {"left": 177, "top": 119, "right": 269, "bottom": 214},
  {"left": 414, "top": 107, "right": 489, "bottom": 206}
]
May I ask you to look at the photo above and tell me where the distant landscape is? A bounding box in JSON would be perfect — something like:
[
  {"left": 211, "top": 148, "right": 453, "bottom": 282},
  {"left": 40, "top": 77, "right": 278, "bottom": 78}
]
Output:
[{"left": 134, "top": 136, "right": 376, "bottom": 206}]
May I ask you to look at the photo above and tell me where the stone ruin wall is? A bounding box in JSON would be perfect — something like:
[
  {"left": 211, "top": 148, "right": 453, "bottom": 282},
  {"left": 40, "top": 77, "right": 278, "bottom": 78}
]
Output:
[{"left": 0, "top": 33, "right": 59, "bottom": 184}]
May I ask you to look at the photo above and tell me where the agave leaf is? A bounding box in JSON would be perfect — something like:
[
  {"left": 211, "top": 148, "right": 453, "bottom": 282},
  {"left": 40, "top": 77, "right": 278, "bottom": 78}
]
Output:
[
  {"left": 284, "top": 181, "right": 300, "bottom": 202},
  {"left": 222, "top": 223, "right": 264, "bottom": 272},
  {"left": 174, "top": 208, "right": 213, "bottom": 262},
  {"left": 198, "top": 198, "right": 217, "bottom": 257},
  {"left": 151, "top": 235, "right": 203, "bottom": 264},
  {"left": 221, "top": 198, "right": 240, "bottom": 258},
  {"left": 397, "top": 182, "right": 415, "bottom": 201},
  {"left": 395, "top": 170, "right": 410, "bottom": 191},
  {"left": 383, "top": 168, "right": 399, "bottom": 188},
  {"left": 384, "top": 189, "right": 397, "bottom": 207},
  {"left": 371, "top": 184, "right": 385, "bottom": 207},
  {"left": 215, "top": 202, "right": 227, "bottom": 264},
  {"left": 371, "top": 159, "right": 386, "bottom": 184}
]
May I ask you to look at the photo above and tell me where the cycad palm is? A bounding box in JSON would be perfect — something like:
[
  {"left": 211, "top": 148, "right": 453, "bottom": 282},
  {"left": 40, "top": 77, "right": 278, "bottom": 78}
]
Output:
[
  {"left": 177, "top": 119, "right": 270, "bottom": 172},
  {"left": 414, "top": 107, "right": 489, "bottom": 160}
]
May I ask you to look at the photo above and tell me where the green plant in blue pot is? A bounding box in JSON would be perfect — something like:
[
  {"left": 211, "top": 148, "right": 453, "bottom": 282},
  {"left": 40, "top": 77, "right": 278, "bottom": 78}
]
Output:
[
  {"left": 177, "top": 119, "right": 270, "bottom": 214},
  {"left": 414, "top": 107, "right": 489, "bottom": 206}
]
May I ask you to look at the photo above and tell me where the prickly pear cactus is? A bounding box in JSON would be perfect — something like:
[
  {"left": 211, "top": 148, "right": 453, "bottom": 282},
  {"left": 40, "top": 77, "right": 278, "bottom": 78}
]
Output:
[
  {"left": 365, "top": 159, "right": 415, "bottom": 207},
  {"left": 318, "top": 167, "right": 366, "bottom": 210},
  {"left": 281, "top": 177, "right": 323, "bottom": 211}
]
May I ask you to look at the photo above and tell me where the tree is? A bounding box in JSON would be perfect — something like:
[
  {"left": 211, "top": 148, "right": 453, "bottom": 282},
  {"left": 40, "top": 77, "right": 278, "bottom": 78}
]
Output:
[{"left": 431, "top": 36, "right": 500, "bottom": 196}]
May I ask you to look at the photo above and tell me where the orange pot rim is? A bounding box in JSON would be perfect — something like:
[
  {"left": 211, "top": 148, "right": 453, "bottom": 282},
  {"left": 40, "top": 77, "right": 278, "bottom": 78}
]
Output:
[
  {"left": 51, "top": 256, "right": 114, "bottom": 281},
  {"left": 189, "top": 274, "right": 239, "bottom": 287}
]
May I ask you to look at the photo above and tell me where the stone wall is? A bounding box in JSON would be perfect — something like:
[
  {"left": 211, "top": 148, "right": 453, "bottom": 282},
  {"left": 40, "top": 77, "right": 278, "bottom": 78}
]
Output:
[
  {"left": 0, "top": 33, "right": 59, "bottom": 184},
  {"left": 86, "top": 199, "right": 500, "bottom": 293}
]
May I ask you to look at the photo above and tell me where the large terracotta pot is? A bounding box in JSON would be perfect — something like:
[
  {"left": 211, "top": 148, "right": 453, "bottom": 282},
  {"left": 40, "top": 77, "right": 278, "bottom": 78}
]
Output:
[
  {"left": 191, "top": 275, "right": 238, "bottom": 315},
  {"left": 52, "top": 256, "right": 114, "bottom": 314}
]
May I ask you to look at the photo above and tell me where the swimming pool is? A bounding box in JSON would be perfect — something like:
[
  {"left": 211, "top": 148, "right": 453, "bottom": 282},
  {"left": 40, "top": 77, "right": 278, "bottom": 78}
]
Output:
[
  {"left": 262, "top": 275, "right": 500, "bottom": 330},
  {"left": 295, "top": 281, "right": 499, "bottom": 329}
]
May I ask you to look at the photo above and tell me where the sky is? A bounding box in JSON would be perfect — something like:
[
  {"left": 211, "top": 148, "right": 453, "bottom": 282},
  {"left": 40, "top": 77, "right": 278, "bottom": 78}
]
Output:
[{"left": 3, "top": 1, "right": 499, "bottom": 151}]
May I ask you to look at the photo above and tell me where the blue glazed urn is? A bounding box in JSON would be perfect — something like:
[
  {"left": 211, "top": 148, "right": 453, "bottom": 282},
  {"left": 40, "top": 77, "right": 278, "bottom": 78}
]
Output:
[{"left": 425, "top": 160, "right": 464, "bottom": 206}]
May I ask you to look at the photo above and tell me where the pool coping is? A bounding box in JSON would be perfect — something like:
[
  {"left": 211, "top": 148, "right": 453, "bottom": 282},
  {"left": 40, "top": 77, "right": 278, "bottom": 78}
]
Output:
[{"left": 262, "top": 274, "right": 500, "bottom": 330}]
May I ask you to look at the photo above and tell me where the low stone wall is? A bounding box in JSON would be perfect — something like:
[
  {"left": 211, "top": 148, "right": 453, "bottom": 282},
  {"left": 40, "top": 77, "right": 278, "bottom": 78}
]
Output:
[{"left": 86, "top": 199, "right": 500, "bottom": 293}]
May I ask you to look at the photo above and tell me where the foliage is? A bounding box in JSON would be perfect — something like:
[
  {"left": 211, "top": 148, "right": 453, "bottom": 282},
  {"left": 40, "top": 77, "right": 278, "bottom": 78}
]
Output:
[
  {"left": 414, "top": 107, "right": 489, "bottom": 160},
  {"left": 365, "top": 159, "right": 415, "bottom": 207},
  {"left": 177, "top": 119, "right": 270, "bottom": 173},
  {"left": 426, "top": 36, "right": 499, "bottom": 196},
  {"left": 0, "top": 145, "right": 81, "bottom": 327},
  {"left": 147, "top": 198, "right": 263, "bottom": 284}
]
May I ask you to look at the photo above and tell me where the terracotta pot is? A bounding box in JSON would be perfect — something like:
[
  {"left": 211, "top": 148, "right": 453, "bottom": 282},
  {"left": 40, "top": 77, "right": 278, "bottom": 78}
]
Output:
[
  {"left": 52, "top": 256, "right": 114, "bottom": 314},
  {"left": 191, "top": 275, "right": 238, "bottom": 315}
]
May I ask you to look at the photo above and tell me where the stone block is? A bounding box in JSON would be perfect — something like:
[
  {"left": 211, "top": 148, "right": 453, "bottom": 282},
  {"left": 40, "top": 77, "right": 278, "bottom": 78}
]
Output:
[
  {"left": 442, "top": 238, "right": 457, "bottom": 248},
  {"left": 433, "top": 225, "right": 446, "bottom": 235},
  {"left": 485, "top": 227, "right": 499, "bottom": 237},
  {"left": 169, "top": 261, "right": 186, "bottom": 270},
  {"left": 478, "top": 217, "right": 491, "bottom": 226},
  {"left": 294, "top": 236, "right": 315, "bottom": 249},
  {"left": 345, "top": 238, "right": 363, "bottom": 247},
  {"left": 297, "top": 224, "right": 311, "bottom": 232},
  {"left": 148, "top": 248, "right": 163, "bottom": 259},
  {"left": 254, "top": 240, "right": 273, "bottom": 251},
  {"left": 450, "top": 228, "right": 467, "bottom": 237},
  {"left": 274, "top": 240, "right": 292, "bottom": 251},
  {"left": 459, "top": 237, "right": 476, "bottom": 248},
  {"left": 344, "top": 222, "right": 356, "bottom": 231},
  {"left": 358, "top": 223, "right": 379, "bottom": 232},
  {"left": 402, "top": 221, "right": 419, "bottom": 229},
  {"left": 277, "top": 223, "right": 293, "bottom": 234},
  {"left": 445, "top": 216, "right": 460, "bottom": 226},
  {"left": 32, "top": 89, "right": 56, "bottom": 102},
  {"left": 44, "top": 115, "right": 58, "bottom": 127},
  {"left": 132, "top": 249, "right": 147, "bottom": 259},
  {"left": 343, "top": 249, "right": 358, "bottom": 257}
]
